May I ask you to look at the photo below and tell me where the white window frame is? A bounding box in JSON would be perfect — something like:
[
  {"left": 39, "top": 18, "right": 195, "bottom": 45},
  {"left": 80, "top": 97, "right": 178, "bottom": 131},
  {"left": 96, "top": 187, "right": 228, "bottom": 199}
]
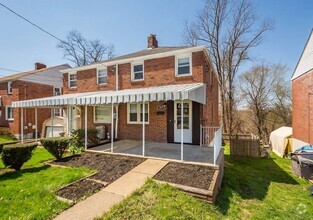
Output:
[
  {"left": 131, "top": 62, "right": 144, "bottom": 81},
  {"left": 97, "top": 67, "right": 108, "bottom": 85},
  {"left": 54, "top": 87, "right": 62, "bottom": 96},
  {"left": 127, "top": 103, "right": 149, "bottom": 124},
  {"left": 5, "top": 106, "right": 14, "bottom": 121},
  {"left": 54, "top": 108, "right": 63, "bottom": 117},
  {"left": 175, "top": 54, "right": 192, "bottom": 76},
  {"left": 7, "top": 81, "right": 12, "bottom": 94},
  {"left": 94, "top": 105, "right": 112, "bottom": 123},
  {"left": 68, "top": 72, "right": 77, "bottom": 88}
]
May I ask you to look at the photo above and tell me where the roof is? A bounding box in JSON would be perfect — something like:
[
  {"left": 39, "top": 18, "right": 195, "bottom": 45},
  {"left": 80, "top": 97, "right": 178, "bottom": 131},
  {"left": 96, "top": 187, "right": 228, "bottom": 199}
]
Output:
[
  {"left": 0, "top": 64, "right": 71, "bottom": 82},
  {"left": 12, "top": 83, "right": 206, "bottom": 108},
  {"left": 270, "top": 126, "right": 292, "bottom": 138},
  {"left": 292, "top": 29, "right": 313, "bottom": 80},
  {"left": 60, "top": 45, "right": 207, "bottom": 73}
]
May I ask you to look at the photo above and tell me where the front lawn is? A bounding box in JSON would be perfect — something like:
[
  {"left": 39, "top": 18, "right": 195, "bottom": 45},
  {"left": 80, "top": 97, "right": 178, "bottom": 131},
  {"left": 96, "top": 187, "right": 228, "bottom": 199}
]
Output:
[
  {"left": 0, "top": 134, "right": 16, "bottom": 143},
  {"left": 102, "top": 146, "right": 313, "bottom": 220},
  {"left": 0, "top": 148, "right": 92, "bottom": 220}
]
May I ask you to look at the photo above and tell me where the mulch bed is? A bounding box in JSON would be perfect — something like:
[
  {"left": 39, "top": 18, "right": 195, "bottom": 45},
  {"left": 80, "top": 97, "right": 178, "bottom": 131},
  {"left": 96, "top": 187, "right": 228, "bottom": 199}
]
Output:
[
  {"left": 56, "top": 179, "right": 104, "bottom": 201},
  {"left": 154, "top": 162, "right": 215, "bottom": 190},
  {"left": 51, "top": 152, "right": 145, "bottom": 201}
]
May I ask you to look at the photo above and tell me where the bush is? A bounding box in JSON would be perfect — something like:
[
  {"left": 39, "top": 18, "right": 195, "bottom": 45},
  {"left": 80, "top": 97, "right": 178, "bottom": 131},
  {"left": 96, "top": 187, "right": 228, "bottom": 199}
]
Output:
[
  {"left": 1, "top": 142, "right": 37, "bottom": 170},
  {"left": 68, "top": 145, "right": 85, "bottom": 155},
  {"left": 71, "top": 128, "right": 100, "bottom": 147},
  {"left": 0, "top": 143, "right": 4, "bottom": 153},
  {"left": 41, "top": 137, "right": 71, "bottom": 160}
]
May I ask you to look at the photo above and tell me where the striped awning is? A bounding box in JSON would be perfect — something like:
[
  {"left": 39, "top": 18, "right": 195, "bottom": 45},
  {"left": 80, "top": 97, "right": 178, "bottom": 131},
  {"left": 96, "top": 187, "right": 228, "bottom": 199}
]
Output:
[{"left": 12, "top": 83, "right": 206, "bottom": 108}]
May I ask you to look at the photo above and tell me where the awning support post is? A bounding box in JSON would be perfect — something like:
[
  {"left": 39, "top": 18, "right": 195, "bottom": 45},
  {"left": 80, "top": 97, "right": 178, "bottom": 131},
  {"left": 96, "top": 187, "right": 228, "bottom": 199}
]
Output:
[
  {"left": 35, "top": 108, "right": 38, "bottom": 142},
  {"left": 142, "top": 102, "right": 145, "bottom": 157},
  {"left": 21, "top": 107, "right": 24, "bottom": 143},
  {"left": 181, "top": 100, "right": 184, "bottom": 161},
  {"left": 51, "top": 108, "right": 54, "bottom": 138},
  {"left": 111, "top": 103, "right": 114, "bottom": 153},
  {"left": 84, "top": 105, "right": 88, "bottom": 150}
]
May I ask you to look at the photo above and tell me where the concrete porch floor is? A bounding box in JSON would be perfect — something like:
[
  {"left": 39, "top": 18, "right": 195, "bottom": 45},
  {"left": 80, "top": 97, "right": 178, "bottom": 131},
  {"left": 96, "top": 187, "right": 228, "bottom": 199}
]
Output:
[{"left": 89, "top": 140, "right": 214, "bottom": 164}]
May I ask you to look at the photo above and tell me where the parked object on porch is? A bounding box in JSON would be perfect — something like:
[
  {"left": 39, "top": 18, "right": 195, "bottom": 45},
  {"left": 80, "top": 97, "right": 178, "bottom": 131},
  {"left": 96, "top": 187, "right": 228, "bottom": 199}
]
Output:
[
  {"left": 1, "top": 142, "right": 37, "bottom": 170},
  {"left": 269, "top": 126, "right": 293, "bottom": 158},
  {"left": 42, "top": 116, "right": 65, "bottom": 138},
  {"left": 230, "top": 135, "right": 261, "bottom": 158},
  {"left": 96, "top": 125, "right": 106, "bottom": 140},
  {"left": 291, "top": 152, "right": 313, "bottom": 180},
  {"left": 41, "top": 137, "right": 71, "bottom": 159}
]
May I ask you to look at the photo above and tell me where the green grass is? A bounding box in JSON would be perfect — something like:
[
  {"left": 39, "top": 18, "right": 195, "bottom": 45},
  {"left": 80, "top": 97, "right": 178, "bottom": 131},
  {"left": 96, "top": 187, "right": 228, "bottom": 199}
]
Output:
[
  {"left": 0, "top": 148, "right": 92, "bottom": 220},
  {"left": 102, "top": 146, "right": 313, "bottom": 220},
  {"left": 0, "top": 134, "right": 16, "bottom": 143}
]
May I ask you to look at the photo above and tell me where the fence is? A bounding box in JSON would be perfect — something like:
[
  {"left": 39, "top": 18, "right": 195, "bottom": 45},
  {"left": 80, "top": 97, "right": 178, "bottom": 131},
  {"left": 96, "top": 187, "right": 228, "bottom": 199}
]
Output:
[
  {"left": 230, "top": 136, "right": 261, "bottom": 158},
  {"left": 200, "top": 126, "right": 222, "bottom": 165}
]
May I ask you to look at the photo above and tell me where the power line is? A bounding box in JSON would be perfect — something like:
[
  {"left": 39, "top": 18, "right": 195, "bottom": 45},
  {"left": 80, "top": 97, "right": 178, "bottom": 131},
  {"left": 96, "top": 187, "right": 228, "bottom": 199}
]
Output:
[
  {"left": 0, "top": 67, "right": 21, "bottom": 72},
  {"left": 0, "top": 2, "right": 64, "bottom": 43}
]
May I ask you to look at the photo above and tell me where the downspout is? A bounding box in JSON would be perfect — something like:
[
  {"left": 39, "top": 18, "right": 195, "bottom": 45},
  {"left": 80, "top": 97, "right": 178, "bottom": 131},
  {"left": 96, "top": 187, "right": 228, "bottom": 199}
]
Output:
[{"left": 115, "top": 64, "right": 119, "bottom": 139}]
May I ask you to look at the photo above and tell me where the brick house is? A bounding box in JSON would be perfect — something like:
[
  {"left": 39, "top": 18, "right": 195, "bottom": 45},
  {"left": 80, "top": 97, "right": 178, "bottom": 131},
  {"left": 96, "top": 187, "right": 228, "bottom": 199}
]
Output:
[
  {"left": 292, "top": 29, "right": 313, "bottom": 149},
  {"left": 12, "top": 35, "right": 222, "bottom": 164},
  {"left": 0, "top": 63, "right": 70, "bottom": 139}
]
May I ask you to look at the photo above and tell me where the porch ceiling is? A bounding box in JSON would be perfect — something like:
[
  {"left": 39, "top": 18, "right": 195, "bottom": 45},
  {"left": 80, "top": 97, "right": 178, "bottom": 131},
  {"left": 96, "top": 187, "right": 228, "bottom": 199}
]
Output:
[{"left": 12, "top": 83, "right": 206, "bottom": 108}]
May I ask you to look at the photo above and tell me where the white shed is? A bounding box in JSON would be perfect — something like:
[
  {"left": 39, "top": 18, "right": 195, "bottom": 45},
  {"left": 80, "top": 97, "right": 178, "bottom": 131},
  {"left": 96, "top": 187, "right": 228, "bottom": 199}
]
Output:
[{"left": 269, "top": 126, "right": 293, "bottom": 157}]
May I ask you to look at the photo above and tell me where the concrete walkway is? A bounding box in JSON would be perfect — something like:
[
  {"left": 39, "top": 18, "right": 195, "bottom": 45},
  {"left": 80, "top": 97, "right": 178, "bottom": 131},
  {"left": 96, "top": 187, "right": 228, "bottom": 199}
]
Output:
[{"left": 54, "top": 159, "right": 168, "bottom": 220}]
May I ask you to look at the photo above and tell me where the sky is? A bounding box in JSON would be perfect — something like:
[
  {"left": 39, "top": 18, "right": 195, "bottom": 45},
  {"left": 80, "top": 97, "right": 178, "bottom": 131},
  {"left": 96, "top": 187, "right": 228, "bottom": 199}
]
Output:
[{"left": 0, "top": 0, "right": 312, "bottom": 79}]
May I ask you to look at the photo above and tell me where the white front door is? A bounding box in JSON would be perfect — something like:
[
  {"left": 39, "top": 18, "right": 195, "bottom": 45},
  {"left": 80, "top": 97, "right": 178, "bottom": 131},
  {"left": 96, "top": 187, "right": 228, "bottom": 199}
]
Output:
[{"left": 174, "top": 101, "right": 192, "bottom": 143}]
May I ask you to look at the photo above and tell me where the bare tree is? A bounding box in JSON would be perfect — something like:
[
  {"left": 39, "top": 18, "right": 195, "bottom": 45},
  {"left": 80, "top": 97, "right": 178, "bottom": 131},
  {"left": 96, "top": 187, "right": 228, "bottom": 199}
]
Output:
[
  {"left": 57, "top": 30, "right": 115, "bottom": 66},
  {"left": 239, "top": 63, "right": 288, "bottom": 143},
  {"left": 183, "top": 0, "right": 273, "bottom": 134}
]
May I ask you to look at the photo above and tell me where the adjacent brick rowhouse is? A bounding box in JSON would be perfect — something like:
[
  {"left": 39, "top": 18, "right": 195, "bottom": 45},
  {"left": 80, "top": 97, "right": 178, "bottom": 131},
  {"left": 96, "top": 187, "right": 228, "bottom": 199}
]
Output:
[
  {"left": 292, "top": 69, "right": 313, "bottom": 144},
  {"left": 0, "top": 80, "right": 54, "bottom": 139},
  {"left": 64, "top": 49, "right": 219, "bottom": 143}
]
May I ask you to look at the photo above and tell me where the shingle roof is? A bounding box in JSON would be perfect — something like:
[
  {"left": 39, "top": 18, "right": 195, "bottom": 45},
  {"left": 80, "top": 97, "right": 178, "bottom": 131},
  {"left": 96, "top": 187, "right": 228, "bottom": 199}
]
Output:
[{"left": 0, "top": 64, "right": 71, "bottom": 82}]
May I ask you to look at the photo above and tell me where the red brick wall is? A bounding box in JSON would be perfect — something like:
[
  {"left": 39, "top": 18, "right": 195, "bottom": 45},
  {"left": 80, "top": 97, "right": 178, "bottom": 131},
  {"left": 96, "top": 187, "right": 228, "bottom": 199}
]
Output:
[
  {"left": 0, "top": 80, "right": 54, "bottom": 137},
  {"left": 292, "top": 70, "right": 313, "bottom": 144},
  {"left": 62, "top": 50, "right": 219, "bottom": 142}
]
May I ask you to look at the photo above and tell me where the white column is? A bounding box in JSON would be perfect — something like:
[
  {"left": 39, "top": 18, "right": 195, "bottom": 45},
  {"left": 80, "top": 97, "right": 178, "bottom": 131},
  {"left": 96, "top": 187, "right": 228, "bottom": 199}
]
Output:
[
  {"left": 111, "top": 103, "right": 114, "bottom": 153},
  {"left": 51, "top": 108, "right": 54, "bottom": 138},
  {"left": 142, "top": 102, "right": 145, "bottom": 157},
  {"left": 181, "top": 100, "right": 184, "bottom": 161},
  {"left": 67, "top": 106, "right": 70, "bottom": 135},
  {"left": 115, "top": 105, "right": 118, "bottom": 139},
  {"left": 84, "top": 105, "right": 88, "bottom": 150},
  {"left": 35, "top": 108, "right": 38, "bottom": 142},
  {"left": 21, "top": 107, "right": 24, "bottom": 143}
]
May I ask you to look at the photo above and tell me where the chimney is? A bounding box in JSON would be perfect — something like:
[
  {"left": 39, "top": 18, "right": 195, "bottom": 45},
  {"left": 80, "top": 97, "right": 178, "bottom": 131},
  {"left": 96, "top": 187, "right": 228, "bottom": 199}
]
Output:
[
  {"left": 35, "top": 62, "right": 46, "bottom": 70},
  {"left": 147, "top": 34, "right": 158, "bottom": 48}
]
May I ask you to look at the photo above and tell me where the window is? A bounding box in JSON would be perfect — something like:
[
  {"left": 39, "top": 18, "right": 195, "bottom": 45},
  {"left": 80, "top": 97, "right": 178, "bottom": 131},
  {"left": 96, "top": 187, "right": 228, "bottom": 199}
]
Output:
[
  {"left": 8, "top": 81, "right": 12, "bottom": 94},
  {"left": 176, "top": 55, "right": 192, "bottom": 76},
  {"left": 97, "top": 68, "right": 108, "bottom": 84},
  {"left": 131, "top": 63, "right": 144, "bottom": 81},
  {"left": 54, "top": 108, "right": 63, "bottom": 117},
  {"left": 127, "top": 103, "right": 149, "bottom": 124},
  {"left": 94, "top": 106, "right": 112, "bottom": 123},
  {"left": 69, "top": 73, "right": 77, "bottom": 88},
  {"left": 54, "top": 87, "right": 62, "bottom": 96},
  {"left": 5, "top": 106, "right": 13, "bottom": 120}
]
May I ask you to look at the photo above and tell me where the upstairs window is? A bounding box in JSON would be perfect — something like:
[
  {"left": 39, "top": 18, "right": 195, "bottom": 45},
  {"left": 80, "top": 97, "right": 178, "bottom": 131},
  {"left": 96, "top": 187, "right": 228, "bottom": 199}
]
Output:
[
  {"left": 97, "top": 68, "right": 108, "bottom": 84},
  {"left": 176, "top": 55, "right": 192, "bottom": 76},
  {"left": 131, "top": 63, "right": 144, "bottom": 81},
  {"left": 8, "top": 81, "right": 12, "bottom": 94},
  {"left": 54, "top": 87, "right": 62, "bottom": 96},
  {"left": 5, "top": 106, "right": 13, "bottom": 121},
  {"left": 127, "top": 103, "right": 149, "bottom": 124},
  {"left": 69, "top": 73, "right": 77, "bottom": 88}
]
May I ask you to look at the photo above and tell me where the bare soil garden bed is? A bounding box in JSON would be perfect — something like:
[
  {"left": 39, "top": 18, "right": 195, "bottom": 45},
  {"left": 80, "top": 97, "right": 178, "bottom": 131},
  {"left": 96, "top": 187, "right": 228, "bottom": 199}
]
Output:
[{"left": 154, "top": 162, "right": 215, "bottom": 190}]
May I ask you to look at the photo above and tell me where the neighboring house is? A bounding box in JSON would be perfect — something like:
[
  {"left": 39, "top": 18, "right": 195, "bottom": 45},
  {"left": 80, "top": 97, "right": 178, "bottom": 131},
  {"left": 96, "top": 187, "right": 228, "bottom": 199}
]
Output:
[
  {"left": 12, "top": 34, "right": 219, "bottom": 147},
  {"left": 292, "top": 29, "right": 313, "bottom": 149},
  {"left": 0, "top": 63, "right": 70, "bottom": 139}
]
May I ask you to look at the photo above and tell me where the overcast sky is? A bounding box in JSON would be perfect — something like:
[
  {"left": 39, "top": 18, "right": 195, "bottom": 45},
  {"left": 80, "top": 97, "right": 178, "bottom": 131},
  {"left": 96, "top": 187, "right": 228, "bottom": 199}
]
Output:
[{"left": 0, "top": 0, "right": 312, "bottom": 79}]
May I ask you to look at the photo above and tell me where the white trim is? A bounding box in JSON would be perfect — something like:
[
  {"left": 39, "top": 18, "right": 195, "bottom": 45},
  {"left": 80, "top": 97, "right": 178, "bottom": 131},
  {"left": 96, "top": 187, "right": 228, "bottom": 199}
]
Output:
[
  {"left": 5, "top": 106, "right": 14, "bottom": 121},
  {"left": 7, "top": 81, "right": 12, "bottom": 94},
  {"left": 93, "top": 105, "right": 112, "bottom": 123},
  {"left": 60, "top": 46, "right": 207, "bottom": 73},
  {"left": 97, "top": 67, "right": 108, "bottom": 85},
  {"left": 127, "top": 102, "right": 149, "bottom": 124},
  {"left": 68, "top": 72, "right": 77, "bottom": 88},
  {"left": 131, "top": 62, "right": 144, "bottom": 82},
  {"left": 175, "top": 54, "right": 192, "bottom": 77}
]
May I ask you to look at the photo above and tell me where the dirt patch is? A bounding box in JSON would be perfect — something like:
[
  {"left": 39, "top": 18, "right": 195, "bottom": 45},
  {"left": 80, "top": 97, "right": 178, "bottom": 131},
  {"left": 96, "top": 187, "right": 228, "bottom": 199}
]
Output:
[
  {"left": 57, "top": 179, "right": 104, "bottom": 201},
  {"left": 154, "top": 162, "right": 215, "bottom": 190},
  {"left": 51, "top": 152, "right": 145, "bottom": 183}
]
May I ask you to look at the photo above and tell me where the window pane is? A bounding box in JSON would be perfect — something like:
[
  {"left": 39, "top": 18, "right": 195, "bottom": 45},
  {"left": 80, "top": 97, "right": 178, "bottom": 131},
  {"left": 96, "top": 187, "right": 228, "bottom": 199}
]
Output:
[
  {"left": 98, "top": 76, "right": 107, "bottom": 84},
  {"left": 130, "top": 104, "right": 137, "bottom": 113},
  {"left": 130, "top": 113, "right": 137, "bottom": 122},
  {"left": 70, "top": 74, "right": 76, "bottom": 80},
  {"left": 95, "top": 106, "right": 111, "bottom": 122},
  {"left": 178, "top": 66, "right": 190, "bottom": 75},
  {"left": 70, "top": 80, "right": 77, "bottom": 87},
  {"left": 98, "top": 69, "right": 107, "bottom": 77},
  {"left": 134, "top": 72, "right": 143, "bottom": 80},
  {"left": 134, "top": 64, "right": 143, "bottom": 72},
  {"left": 178, "top": 58, "right": 189, "bottom": 66}
]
